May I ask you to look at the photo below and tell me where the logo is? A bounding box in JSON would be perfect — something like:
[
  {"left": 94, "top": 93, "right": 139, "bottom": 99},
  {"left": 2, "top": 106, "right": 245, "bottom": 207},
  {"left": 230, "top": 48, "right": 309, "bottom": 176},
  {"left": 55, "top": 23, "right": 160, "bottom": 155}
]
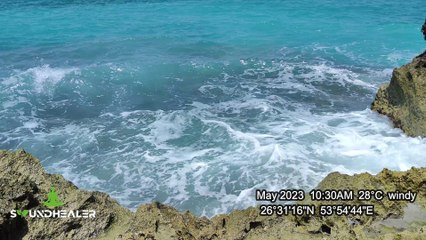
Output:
[
  {"left": 11, "top": 186, "right": 96, "bottom": 219},
  {"left": 43, "top": 187, "right": 64, "bottom": 208},
  {"left": 16, "top": 210, "right": 29, "bottom": 217}
]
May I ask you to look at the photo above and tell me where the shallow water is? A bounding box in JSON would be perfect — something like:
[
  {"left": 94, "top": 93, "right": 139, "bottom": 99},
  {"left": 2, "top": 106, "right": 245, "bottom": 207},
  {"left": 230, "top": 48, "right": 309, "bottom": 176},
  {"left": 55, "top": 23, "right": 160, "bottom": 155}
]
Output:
[{"left": 1, "top": 0, "right": 425, "bottom": 216}]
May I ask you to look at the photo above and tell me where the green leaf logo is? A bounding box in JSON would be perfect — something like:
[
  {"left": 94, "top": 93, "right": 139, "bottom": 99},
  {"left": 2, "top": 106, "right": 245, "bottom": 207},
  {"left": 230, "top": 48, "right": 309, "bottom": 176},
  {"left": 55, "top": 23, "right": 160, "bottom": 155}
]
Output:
[{"left": 17, "top": 210, "right": 29, "bottom": 217}]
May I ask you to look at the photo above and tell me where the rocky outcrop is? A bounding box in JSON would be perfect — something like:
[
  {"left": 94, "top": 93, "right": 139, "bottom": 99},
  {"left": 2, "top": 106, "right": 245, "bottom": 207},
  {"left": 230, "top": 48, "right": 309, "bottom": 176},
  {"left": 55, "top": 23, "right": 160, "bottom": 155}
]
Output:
[
  {"left": 1, "top": 150, "right": 426, "bottom": 240},
  {"left": 0, "top": 150, "right": 132, "bottom": 240},
  {"left": 372, "top": 51, "right": 426, "bottom": 137}
]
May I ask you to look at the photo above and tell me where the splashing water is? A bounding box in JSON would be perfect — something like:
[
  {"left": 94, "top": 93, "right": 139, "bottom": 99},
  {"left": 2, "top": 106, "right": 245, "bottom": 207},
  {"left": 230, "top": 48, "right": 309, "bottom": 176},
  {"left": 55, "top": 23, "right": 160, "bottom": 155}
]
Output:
[{"left": 1, "top": 0, "right": 425, "bottom": 216}]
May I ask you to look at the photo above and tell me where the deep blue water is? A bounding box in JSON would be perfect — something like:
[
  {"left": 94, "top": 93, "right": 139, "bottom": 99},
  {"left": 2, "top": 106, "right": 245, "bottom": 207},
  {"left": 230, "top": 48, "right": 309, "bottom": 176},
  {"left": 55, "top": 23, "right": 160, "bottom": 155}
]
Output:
[{"left": 1, "top": 0, "right": 425, "bottom": 216}]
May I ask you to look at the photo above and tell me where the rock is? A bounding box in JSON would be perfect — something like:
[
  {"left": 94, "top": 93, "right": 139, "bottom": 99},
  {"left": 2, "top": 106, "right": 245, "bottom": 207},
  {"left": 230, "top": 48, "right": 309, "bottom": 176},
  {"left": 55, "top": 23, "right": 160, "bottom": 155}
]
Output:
[
  {"left": 371, "top": 52, "right": 426, "bottom": 136},
  {"left": 0, "top": 150, "right": 132, "bottom": 240},
  {"left": 1, "top": 149, "right": 425, "bottom": 239}
]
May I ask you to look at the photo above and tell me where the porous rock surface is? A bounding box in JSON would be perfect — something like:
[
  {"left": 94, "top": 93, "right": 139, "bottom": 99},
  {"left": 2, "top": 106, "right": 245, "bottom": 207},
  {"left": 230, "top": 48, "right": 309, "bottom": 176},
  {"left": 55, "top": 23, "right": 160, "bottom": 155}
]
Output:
[
  {"left": 1, "top": 150, "right": 425, "bottom": 240},
  {"left": 0, "top": 150, "right": 132, "bottom": 240},
  {"left": 372, "top": 51, "right": 426, "bottom": 136}
]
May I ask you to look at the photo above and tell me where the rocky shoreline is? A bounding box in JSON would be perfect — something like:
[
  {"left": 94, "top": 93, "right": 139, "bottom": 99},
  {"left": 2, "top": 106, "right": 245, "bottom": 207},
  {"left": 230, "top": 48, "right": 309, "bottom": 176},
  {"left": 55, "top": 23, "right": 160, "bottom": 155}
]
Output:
[
  {"left": 2, "top": 43, "right": 426, "bottom": 239},
  {"left": 1, "top": 150, "right": 425, "bottom": 240}
]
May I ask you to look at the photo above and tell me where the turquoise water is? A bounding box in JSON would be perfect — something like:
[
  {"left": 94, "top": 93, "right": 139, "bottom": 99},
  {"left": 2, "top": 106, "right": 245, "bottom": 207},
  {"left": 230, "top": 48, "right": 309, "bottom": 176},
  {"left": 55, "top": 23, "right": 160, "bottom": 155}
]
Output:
[{"left": 1, "top": 0, "right": 425, "bottom": 216}]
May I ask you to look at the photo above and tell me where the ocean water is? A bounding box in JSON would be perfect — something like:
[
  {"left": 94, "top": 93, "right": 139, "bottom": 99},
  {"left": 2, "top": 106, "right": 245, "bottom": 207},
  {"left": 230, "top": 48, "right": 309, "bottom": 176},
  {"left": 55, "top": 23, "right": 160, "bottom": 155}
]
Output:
[{"left": 1, "top": 0, "right": 425, "bottom": 216}]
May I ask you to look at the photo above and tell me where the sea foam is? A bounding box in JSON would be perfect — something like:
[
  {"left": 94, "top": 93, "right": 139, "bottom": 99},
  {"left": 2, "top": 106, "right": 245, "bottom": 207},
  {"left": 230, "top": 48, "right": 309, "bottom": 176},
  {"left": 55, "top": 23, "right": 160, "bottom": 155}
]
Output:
[{"left": 0, "top": 58, "right": 423, "bottom": 217}]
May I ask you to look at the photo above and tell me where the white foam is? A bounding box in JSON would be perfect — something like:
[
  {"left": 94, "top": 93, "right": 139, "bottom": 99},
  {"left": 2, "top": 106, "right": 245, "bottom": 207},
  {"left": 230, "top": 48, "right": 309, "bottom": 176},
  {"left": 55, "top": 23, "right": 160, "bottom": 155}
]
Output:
[
  {"left": 2, "top": 60, "right": 426, "bottom": 217},
  {"left": 1, "top": 65, "right": 78, "bottom": 94},
  {"left": 23, "top": 121, "right": 39, "bottom": 129},
  {"left": 31, "top": 65, "right": 76, "bottom": 92},
  {"left": 82, "top": 102, "right": 424, "bottom": 216}
]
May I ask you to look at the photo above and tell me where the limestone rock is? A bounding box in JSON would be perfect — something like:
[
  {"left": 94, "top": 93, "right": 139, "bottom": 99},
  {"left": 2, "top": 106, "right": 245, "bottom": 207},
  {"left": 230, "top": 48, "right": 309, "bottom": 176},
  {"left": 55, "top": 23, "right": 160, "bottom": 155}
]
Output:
[
  {"left": 0, "top": 150, "right": 132, "bottom": 240},
  {"left": 1, "top": 150, "right": 425, "bottom": 240},
  {"left": 372, "top": 52, "right": 426, "bottom": 136}
]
